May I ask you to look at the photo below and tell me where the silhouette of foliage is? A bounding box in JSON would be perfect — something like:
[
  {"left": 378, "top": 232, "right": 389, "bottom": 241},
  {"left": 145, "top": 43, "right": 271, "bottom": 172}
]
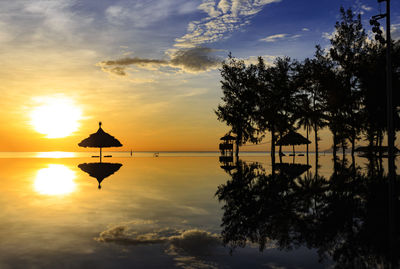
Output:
[
  {"left": 216, "top": 160, "right": 400, "bottom": 268},
  {"left": 216, "top": 54, "right": 261, "bottom": 157},
  {"left": 216, "top": 7, "right": 400, "bottom": 159}
]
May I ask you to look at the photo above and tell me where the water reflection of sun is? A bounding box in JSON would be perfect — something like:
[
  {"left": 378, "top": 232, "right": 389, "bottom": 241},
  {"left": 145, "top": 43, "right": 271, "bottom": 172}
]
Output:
[
  {"left": 34, "top": 164, "right": 76, "bottom": 195},
  {"left": 30, "top": 97, "right": 83, "bottom": 138}
]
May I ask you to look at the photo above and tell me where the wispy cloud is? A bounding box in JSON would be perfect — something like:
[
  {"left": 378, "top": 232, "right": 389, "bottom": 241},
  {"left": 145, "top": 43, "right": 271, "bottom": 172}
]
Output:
[
  {"left": 260, "top": 33, "right": 301, "bottom": 43},
  {"left": 105, "top": 0, "right": 198, "bottom": 28},
  {"left": 174, "top": 0, "right": 282, "bottom": 48},
  {"left": 98, "top": 0, "right": 282, "bottom": 78},
  {"left": 361, "top": 4, "right": 372, "bottom": 12},
  {"left": 260, "top": 33, "right": 288, "bottom": 42}
]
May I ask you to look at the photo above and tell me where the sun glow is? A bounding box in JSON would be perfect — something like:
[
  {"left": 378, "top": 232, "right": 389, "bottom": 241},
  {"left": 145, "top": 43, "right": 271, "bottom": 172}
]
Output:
[
  {"left": 34, "top": 164, "right": 76, "bottom": 195},
  {"left": 30, "top": 97, "right": 83, "bottom": 138}
]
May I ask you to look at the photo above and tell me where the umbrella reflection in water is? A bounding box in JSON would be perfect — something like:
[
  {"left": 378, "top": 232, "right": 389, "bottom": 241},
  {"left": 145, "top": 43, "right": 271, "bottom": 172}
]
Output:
[{"left": 78, "top": 162, "right": 122, "bottom": 189}]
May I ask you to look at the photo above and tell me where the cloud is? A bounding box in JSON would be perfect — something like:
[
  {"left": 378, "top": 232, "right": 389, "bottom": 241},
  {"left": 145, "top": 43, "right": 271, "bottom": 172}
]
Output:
[
  {"left": 291, "top": 34, "right": 302, "bottom": 39},
  {"left": 99, "top": 0, "right": 281, "bottom": 80},
  {"left": 169, "top": 47, "right": 221, "bottom": 72},
  {"left": 302, "top": 28, "right": 310, "bottom": 32},
  {"left": 105, "top": 0, "right": 199, "bottom": 28},
  {"left": 174, "top": 0, "right": 282, "bottom": 48},
  {"left": 259, "top": 33, "right": 301, "bottom": 43},
  {"left": 95, "top": 224, "right": 223, "bottom": 269},
  {"left": 260, "top": 33, "right": 288, "bottom": 42},
  {"left": 322, "top": 29, "right": 338, "bottom": 41},
  {"left": 361, "top": 5, "right": 372, "bottom": 12},
  {"left": 392, "top": 24, "right": 400, "bottom": 41},
  {"left": 98, "top": 47, "right": 222, "bottom": 75}
]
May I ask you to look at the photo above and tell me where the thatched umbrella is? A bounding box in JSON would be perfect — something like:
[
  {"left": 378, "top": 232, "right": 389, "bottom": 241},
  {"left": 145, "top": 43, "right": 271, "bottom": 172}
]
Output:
[
  {"left": 220, "top": 134, "right": 236, "bottom": 141},
  {"left": 276, "top": 130, "right": 311, "bottom": 155},
  {"left": 78, "top": 122, "right": 122, "bottom": 162},
  {"left": 78, "top": 162, "right": 122, "bottom": 189}
]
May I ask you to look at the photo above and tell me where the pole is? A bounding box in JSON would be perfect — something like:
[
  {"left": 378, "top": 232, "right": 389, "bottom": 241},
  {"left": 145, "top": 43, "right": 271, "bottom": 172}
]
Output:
[
  {"left": 385, "top": 1, "right": 395, "bottom": 267},
  {"left": 100, "top": 147, "right": 102, "bottom": 163},
  {"left": 386, "top": 0, "right": 394, "bottom": 181}
]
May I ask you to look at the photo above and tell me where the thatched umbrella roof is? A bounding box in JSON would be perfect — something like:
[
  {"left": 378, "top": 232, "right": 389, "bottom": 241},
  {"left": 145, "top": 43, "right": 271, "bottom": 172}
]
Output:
[
  {"left": 220, "top": 134, "right": 236, "bottom": 141},
  {"left": 79, "top": 122, "right": 122, "bottom": 148},
  {"left": 78, "top": 122, "right": 122, "bottom": 161},
  {"left": 276, "top": 130, "right": 311, "bottom": 146},
  {"left": 78, "top": 162, "right": 122, "bottom": 189}
]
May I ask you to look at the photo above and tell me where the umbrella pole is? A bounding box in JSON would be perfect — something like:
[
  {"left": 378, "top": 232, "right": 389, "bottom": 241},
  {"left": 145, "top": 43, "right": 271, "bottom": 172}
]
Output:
[
  {"left": 100, "top": 147, "right": 102, "bottom": 163},
  {"left": 293, "top": 145, "right": 295, "bottom": 164}
]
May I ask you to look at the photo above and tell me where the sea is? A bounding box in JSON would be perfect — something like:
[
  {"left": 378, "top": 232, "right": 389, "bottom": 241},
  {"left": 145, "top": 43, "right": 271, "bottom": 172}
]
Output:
[{"left": 0, "top": 151, "right": 398, "bottom": 268}]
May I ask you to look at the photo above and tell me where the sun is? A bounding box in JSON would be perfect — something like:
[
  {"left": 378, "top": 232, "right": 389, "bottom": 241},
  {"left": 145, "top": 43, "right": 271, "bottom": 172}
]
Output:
[{"left": 30, "top": 97, "right": 83, "bottom": 138}]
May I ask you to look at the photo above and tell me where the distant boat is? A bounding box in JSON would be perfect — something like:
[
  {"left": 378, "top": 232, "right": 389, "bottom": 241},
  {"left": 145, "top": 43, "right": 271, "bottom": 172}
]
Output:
[{"left": 154, "top": 152, "right": 159, "bottom": 157}]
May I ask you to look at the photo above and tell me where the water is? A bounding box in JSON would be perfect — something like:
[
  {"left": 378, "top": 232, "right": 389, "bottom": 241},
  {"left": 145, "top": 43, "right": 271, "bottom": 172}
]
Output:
[{"left": 0, "top": 153, "right": 398, "bottom": 268}]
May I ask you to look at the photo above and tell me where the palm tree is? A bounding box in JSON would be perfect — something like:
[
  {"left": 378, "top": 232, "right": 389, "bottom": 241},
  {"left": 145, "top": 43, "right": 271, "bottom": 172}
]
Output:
[{"left": 296, "top": 94, "right": 313, "bottom": 159}]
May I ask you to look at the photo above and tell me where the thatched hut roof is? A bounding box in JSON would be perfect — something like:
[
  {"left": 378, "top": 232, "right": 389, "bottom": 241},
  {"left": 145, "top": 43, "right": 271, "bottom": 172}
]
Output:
[{"left": 276, "top": 130, "right": 311, "bottom": 146}]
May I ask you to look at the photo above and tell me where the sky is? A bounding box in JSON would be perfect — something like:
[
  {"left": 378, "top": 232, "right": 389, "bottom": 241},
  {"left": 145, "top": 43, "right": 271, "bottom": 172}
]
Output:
[{"left": 0, "top": 0, "right": 399, "bottom": 152}]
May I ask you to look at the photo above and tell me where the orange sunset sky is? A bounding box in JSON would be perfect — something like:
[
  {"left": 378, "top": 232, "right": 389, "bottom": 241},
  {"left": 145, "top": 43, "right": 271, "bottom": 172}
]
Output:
[{"left": 0, "top": 0, "right": 398, "bottom": 152}]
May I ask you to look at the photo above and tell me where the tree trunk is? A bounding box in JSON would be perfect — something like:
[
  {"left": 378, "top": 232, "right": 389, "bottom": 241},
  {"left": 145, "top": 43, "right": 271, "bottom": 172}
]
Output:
[
  {"left": 235, "top": 139, "right": 239, "bottom": 160},
  {"left": 342, "top": 143, "right": 346, "bottom": 159},
  {"left": 306, "top": 125, "right": 309, "bottom": 165},
  {"left": 292, "top": 144, "right": 295, "bottom": 163},
  {"left": 314, "top": 124, "right": 318, "bottom": 160},
  {"left": 306, "top": 125, "right": 309, "bottom": 156},
  {"left": 351, "top": 136, "right": 355, "bottom": 158},
  {"left": 271, "top": 129, "right": 276, "bottom": 167},
  {"left": 378, "top": 133, "right": 383, "bottom": 159},
  {"left": 333, "top": 132, "right": 338, "bottom": 161}
]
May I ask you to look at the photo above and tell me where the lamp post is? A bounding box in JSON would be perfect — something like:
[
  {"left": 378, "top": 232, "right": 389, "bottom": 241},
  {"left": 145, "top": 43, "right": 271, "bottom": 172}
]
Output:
[
  {"left": 370, "top": 0, "right": 395, "bottom": 180},
  {"left": 371, "top": 2, "right": 395, "bottom": 266}
]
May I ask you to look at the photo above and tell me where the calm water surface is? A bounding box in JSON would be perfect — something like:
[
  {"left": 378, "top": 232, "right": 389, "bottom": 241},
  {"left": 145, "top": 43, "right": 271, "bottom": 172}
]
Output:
[{"left": 0, "top": 153, "right": 398, "bottom": 268}]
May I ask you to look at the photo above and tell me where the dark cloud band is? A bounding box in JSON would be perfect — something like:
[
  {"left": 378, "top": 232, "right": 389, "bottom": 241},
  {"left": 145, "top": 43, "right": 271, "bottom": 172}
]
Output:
[{"left": 98, "top": 47, "right": 222, "bottom": 76}]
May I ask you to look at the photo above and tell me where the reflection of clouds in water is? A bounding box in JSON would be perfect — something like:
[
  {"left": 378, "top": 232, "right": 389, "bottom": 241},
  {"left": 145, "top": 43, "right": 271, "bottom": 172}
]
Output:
[{"left": 95, "top": 222, "right": 222, "bottom": 269}]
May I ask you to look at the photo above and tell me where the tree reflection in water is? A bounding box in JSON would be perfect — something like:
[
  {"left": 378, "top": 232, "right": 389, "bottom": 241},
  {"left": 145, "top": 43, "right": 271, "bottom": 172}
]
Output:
[{"left": 216, "top": 159, "right": 399, "bottom": 268}]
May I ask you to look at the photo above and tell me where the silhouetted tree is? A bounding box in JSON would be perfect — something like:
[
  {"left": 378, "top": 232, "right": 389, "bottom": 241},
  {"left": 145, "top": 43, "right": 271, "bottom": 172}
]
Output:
[
  {"left": 216, "top": 54, "right": 261, "bottom": 157},
  {"left": 329, "top": 7, "right": 367, "bottom": 157},
  {"left": 358, "top": 40, "right": 400, "bottom": 154},
  {"left": 294, "top": 46, "right": 328, "bottom": 157},
  {"left": 255, "top": 57, "right": 297, "bottom": 161}
]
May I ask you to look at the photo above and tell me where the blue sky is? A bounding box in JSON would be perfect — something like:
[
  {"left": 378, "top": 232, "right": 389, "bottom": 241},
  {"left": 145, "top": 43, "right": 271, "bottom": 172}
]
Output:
[{"left": 0, "top": 0, "right": 399, "bottom": 151}]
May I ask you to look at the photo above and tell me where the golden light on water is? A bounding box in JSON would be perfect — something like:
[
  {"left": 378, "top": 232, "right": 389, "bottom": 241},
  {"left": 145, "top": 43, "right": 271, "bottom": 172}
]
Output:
[
  {"left": 30, "top": 97, "right": 83, "bottom": 138},
  {"left": 34, "top": 164, "right": 76, "bottom": 195},
  {"left": 36, "top": 152, "right": 76, "bottom": 158}
]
